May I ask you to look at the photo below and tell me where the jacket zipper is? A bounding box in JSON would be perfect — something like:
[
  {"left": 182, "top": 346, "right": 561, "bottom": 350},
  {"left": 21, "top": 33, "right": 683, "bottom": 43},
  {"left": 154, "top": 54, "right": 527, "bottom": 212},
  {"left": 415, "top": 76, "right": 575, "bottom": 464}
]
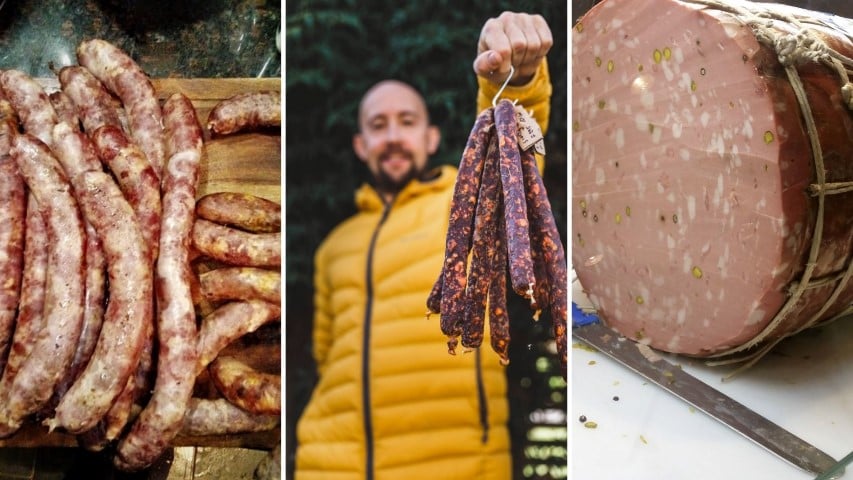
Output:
[
  {"left": 362, "top": 202, "right": 392, "bottom": 480},
  {"left": 476, "top": 348, "right": 489, "bottom": 443}
]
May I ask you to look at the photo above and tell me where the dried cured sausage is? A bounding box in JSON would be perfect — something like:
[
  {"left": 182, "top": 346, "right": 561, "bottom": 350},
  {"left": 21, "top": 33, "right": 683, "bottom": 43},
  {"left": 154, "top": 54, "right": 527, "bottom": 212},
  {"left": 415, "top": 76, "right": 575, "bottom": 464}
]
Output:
[{"left": 435, "top": 107, "right": 494, "bottom": 344}]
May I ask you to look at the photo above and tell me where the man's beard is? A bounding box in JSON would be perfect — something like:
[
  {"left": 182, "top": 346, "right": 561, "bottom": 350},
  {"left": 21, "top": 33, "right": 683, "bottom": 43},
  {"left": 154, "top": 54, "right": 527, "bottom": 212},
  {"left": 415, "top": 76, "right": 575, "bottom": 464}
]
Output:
[
  {"left": 373, "top": 145, "right": 425, "bottom": 197},
  {"left": 375, "top": 163, "right": 424, "bottom": 197}
]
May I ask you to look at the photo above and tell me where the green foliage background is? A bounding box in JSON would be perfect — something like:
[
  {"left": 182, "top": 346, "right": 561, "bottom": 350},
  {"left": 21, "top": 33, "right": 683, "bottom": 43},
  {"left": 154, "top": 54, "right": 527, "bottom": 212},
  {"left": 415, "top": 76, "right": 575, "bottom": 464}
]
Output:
[{"left": 285, "top": 1, "right": 567, "bottom": 478}]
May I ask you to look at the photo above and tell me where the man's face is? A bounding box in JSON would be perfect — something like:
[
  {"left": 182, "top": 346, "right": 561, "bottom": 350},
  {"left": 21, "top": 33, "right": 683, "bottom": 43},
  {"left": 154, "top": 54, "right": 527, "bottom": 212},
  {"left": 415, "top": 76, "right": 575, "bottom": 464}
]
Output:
[{"left": 353, "top": 81, "right": 439, "bottom": 197}]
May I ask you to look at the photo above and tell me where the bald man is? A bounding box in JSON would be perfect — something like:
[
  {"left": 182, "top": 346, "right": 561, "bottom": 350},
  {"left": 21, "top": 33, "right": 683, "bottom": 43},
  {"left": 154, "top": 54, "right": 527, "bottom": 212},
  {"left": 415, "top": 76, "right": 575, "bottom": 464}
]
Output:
[{"left": 294, "top": 12, "right": 554, "bottom": 480}]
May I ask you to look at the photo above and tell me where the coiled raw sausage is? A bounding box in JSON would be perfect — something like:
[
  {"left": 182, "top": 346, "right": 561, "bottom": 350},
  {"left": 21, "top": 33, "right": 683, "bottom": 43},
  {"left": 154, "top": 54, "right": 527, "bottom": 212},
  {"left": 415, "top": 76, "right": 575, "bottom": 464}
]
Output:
[
  {"left": 0, "top": 134, "right": 86, "bottom": 436},
  {"left": 114, "top": 93, "right": 202, "bottom": 471},
  {"left": 77, "top": 39, "right": 165, "bottom": 178}
]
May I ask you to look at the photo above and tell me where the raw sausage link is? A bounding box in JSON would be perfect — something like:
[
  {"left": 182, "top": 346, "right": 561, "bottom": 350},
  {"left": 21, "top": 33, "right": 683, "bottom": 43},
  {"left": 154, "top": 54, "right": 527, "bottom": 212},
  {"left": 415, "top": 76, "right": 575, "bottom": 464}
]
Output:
[
  {"left": 0, "top": 194, "right": 47, "bottom": 417},
  {"left": 180, "top": 398, "right": 279, "bottom": 437},
  {"left": 519, "top": 147, "right": 567, "bottom": 376},
  {"left": 196, "top": 192, "right": 281, "bottom": 233},
  {"left": 199, "top": 267, "right": 281, "bottom": 305},
  {"left": 209, "top": 356, "right": 281, "bottom": 415},
  {"left": 206, "top": 91, "right": 281, "bottom": 135},
  {"left": 43, "top": 221, "right": 106, "bottom": 416},
  {"left": 79, "top": 318, "right": 154, "bottom": 451},
  {"left": 192, "top": 219, "right": 281, "bottom": 268},
  {"left": 107, "top": 316, "right": 155, "bottom": 442},
  {"left": 51, "top": 121, "right": 104, "bottom": 178},
  {"left": 0, "top": 101, "right": 24, "bottom": 374},
  {"left": 76, "top": 39, "right": 166, "bottom": 179},
  {"left": 494, "top": 99, "right": 536, "bottom": 304},
  {"left": 49, "top": 90, "right": 80, "bottom": 131},
  {"left": 461, "top": 138, "right": 502, "bottom": 350},
  {"left": 58, "top": 65, "right": 124, "bottom": 135},
  {"left": 91, "top": 124, "right": 162, "bottom": 262},
  {"left": 0, "top": 99, "right": 18, "bottom": 155},
  {"left": 48, "top": 170, "right": 152, "bottom": 434},
  {"left": 114, "top": 93, "right": 202, "bottom": 472},
  {"left": 0, "top": 134, "right": 86, "bottom": 436},
  {"left": 437, "top": 107, "right": 494, "bottom": 344},
  {"left": 0, "top": 158, "right": 25, "bottom": 375},
  {"left": 489, "top": 212, "right": 511, "bottom": 366},
  {"left": 0, "top": 70, "right": 58, "bottom": 146},
  {"left": 45, "top": 122, "right": 110, "bottom": 410},
  {"left": 196, "top": 300, "right": 281, "bottom": 376}
]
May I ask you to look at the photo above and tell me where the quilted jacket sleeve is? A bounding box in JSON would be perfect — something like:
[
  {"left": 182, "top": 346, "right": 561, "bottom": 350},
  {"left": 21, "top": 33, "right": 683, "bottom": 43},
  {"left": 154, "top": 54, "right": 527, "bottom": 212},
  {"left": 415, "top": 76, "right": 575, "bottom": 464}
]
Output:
[
  {"left": 476, "top": 59, "right": 551, "bottom": 172},
  {"left": 311, "top": 243, "right": 333, "bottom": 376},
  {"left": 476, "top": 59, "right": 552, "bottom": 135}
]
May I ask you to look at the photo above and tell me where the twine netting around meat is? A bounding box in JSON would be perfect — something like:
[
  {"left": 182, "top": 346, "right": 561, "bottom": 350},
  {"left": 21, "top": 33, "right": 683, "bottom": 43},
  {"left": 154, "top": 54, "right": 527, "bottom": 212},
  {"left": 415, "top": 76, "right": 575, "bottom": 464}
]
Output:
[{"left": 678, "top": 0, "right": 853, "bottom": 376}]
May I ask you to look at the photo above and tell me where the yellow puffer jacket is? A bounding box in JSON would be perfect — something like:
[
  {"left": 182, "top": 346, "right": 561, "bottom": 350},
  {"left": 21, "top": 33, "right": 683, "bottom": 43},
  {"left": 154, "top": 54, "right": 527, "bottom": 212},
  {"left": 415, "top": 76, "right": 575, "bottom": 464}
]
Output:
[{"left": 295, "top": 61, "right": 552, "bottom": 480}]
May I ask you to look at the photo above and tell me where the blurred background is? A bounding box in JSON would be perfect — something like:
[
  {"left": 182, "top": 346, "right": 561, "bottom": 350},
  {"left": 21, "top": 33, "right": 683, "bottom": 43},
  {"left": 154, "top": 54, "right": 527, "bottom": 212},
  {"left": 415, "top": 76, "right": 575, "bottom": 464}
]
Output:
[{"left": 285, "top": 1, "right": 567, "bottom": 480}]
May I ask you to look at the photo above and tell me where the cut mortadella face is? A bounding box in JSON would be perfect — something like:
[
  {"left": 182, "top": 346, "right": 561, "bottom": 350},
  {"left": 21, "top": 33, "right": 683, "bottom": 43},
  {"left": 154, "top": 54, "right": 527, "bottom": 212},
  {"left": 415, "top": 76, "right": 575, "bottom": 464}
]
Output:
[{"left": 572, "top": 0, "right": 853, "bottom": 357}]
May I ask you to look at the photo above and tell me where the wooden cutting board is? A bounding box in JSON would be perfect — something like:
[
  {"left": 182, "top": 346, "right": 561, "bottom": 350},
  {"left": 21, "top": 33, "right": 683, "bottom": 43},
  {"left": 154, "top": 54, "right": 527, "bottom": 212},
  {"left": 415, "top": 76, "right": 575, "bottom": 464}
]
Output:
[{"left": 0, "top": 77, "right": 281, "bottom": 450}]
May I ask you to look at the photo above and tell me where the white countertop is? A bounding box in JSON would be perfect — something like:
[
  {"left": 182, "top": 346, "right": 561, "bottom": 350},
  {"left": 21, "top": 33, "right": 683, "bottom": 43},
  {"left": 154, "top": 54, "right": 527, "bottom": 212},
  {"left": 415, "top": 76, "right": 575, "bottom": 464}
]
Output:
[{"left": 571, "top": 307, "right": 853, "bottom": 480}]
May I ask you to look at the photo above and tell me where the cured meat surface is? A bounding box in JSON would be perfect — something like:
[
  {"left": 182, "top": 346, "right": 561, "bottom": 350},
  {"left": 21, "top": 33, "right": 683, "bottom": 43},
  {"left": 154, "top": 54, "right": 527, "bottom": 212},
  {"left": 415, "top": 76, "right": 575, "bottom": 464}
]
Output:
[{"left": 572, "top": 0, "right": 853, "bottom": 357}]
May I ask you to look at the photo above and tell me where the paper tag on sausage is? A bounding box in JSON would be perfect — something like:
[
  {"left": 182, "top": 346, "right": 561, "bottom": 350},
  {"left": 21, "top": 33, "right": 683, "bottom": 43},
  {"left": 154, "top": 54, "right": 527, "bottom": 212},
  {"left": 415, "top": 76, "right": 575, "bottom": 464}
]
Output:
[{"left": 515, "top": 106, "right": 545, "bottom": 155}]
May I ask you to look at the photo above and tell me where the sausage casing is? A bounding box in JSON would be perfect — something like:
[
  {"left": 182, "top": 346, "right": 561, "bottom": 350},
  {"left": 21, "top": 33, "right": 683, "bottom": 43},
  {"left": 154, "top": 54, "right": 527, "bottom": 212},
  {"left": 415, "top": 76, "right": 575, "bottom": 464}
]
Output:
[
  {"left": 196, "top": 300, "right": 281, "bottom": 375},
  {"left": 91, "top": 124, "right": 162, "bottom": 262},
  {"left": 58, "top": 65, "right": 123, "bottom": 135},
  {"left": 196, "top": 192, "right": 281, "bottom": 233},
  {"left": 0, "top": 134, "right": 86, "bottom": 436},
  {"left": 437, "top": 107, "right": 494, "bottom": 343},
  {"left": 199, "top": 267, "right": 281, "bottom": 305},
  {"left": 77, "top": 39, "right": 166, "bottom": 179},
  {"left": 114, "top": 93, "right": 202, "bottom": 472},
  {"left": 192, "top": 219, "right": 281, "bottom": 268},
  {"left": 206, "top": 91, "right": 281, "bottom": 135},
  {"left": 180, "top": 398, "right": 279, "bottom": 437},
  {"left": 48, "top": 170, "right": 152, "bottom": 434},
  {"left": 208, "top": 356, "right": 281, "bottom": 415}
]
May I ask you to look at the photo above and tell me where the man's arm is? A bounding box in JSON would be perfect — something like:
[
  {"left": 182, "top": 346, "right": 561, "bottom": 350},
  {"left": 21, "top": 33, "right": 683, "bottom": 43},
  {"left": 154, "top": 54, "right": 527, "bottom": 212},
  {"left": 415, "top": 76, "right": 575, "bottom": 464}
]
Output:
[
  {"left": 311, "top": 248, "right": 334, "bottom": 375},
  {"left": 473, "top": 12, "right": 553, "bottom": 136}
]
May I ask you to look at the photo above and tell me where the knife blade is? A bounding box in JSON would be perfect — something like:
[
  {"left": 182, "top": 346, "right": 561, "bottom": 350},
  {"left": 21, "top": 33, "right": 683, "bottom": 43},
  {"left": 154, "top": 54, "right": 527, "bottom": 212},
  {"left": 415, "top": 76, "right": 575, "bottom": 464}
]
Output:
[{"left": 572, "top": 310, "right": 843, "bottom": 478}]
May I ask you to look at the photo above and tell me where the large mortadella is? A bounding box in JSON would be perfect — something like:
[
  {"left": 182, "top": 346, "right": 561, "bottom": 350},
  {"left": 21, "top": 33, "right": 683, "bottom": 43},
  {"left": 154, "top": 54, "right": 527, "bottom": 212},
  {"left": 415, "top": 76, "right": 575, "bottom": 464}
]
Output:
[
  {"left": 115, "top": 93, "right": 202, "bottom": 472},
  {"left": 572, "top": 0, "right": 853, "bottom": 360}
]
